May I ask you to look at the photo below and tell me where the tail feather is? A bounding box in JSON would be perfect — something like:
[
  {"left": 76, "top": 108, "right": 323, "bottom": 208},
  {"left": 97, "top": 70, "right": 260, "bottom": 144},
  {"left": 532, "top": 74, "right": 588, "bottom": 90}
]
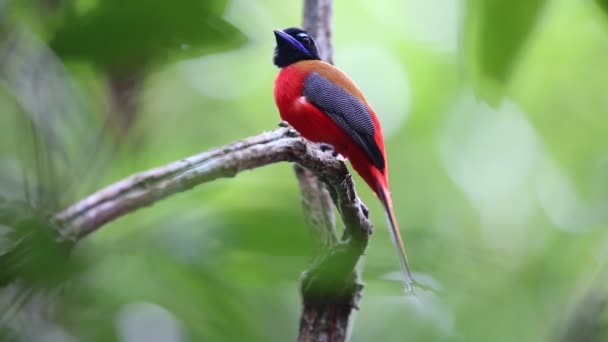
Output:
[{"left": 377, "top": 183, "right": 414, "bottom": 290}]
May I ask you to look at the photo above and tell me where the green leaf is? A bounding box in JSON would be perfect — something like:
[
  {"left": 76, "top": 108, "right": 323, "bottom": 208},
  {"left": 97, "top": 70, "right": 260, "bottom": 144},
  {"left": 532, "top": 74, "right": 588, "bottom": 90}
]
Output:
[
  {"left": 49, "top": 0, "right": 247, "bottom": 71},
  {"left": 597, "top": 0, "right": 608, "bottom": 16},
  {"left": 465, "top": 0, "right": 547, "bottom": 104},
  {"left": 0, "top": 200, "right": 74, "bottom": 288}
]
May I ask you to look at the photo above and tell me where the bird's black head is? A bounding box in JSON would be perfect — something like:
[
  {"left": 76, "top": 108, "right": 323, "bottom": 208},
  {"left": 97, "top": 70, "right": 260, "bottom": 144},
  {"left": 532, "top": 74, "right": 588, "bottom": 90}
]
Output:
[{"left": 273, "top": 27, "right": 320, "bottom": 68}]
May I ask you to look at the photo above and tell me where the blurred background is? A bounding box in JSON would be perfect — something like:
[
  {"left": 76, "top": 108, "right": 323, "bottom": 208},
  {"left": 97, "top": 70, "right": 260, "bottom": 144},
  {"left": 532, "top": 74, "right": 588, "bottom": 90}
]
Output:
[{"left": 1, "top": 0, "right": 608, "bottom": 341}]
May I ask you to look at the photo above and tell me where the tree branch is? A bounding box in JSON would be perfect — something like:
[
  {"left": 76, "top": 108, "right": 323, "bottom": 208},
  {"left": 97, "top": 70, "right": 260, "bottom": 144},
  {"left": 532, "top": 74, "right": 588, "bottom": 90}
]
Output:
[
  {"left": 302, "top": 0, "right": 334, "bottom": 64},
  {"left": 52, "top": 120, "right": 372, "bottom": 342},
  {"left": 54, "top": 125, "right": 370, "bottom": 244}
]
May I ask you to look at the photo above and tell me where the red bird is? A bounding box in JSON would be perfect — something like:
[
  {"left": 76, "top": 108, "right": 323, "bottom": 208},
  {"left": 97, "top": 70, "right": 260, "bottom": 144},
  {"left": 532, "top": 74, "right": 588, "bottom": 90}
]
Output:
[{"left": 272, "top": 27, "right": 413, "bottom": 288}]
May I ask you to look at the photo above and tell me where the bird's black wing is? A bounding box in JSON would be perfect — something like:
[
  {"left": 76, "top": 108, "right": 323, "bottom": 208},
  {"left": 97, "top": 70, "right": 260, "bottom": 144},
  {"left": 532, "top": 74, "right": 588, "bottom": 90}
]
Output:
[{"left": 303, "top": 72, "right": 385, "bottom": 170}]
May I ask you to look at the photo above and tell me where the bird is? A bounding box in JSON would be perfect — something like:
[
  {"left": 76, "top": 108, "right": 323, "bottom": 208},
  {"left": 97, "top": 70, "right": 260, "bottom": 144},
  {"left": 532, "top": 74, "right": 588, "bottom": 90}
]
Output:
[{"left": 272, "top": 27, "right": 414, "bottom": 288}]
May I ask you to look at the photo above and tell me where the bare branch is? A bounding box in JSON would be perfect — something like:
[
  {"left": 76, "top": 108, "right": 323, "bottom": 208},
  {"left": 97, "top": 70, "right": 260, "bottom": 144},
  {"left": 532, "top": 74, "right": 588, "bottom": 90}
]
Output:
[
  {"left": 53, "top": 118, "right": 372, "bottom": 342},
  {"left": 54, "top": 126, "right": 302, "bottom": 239},
  {"left": 54, "top": 125, "right": 370, "bottom": 245}
]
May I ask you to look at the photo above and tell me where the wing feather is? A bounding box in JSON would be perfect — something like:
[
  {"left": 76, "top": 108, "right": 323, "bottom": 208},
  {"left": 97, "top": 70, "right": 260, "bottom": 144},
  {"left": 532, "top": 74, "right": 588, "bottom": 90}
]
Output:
[{"left": 303, "top": 72, "right": 385, "bottom": 170}]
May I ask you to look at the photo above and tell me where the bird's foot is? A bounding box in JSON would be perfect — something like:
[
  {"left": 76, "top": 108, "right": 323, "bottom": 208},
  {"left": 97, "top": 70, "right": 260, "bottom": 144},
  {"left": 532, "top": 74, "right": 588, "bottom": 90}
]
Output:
[
  {"left": 318, "top": 143, "right": 334, "bottom": 153},
  {"left": 359, "top": 201, "right": 369, "bottom": 219},
  {"left": 318, "top": 143, "right": 339, "bottom": 158}
]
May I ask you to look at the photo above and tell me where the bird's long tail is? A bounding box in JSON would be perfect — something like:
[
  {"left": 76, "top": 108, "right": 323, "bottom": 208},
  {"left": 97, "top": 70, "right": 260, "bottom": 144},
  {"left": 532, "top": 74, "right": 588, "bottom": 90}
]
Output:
[{"left": 376, "top": 182, "right": 414, "bottom": 290}]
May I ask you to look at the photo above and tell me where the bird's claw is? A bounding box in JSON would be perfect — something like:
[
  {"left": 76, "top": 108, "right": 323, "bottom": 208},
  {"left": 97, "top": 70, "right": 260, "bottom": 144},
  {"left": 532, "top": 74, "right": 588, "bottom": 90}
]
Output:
[
  {"left": 359, "top": 202, "right": 369, "bottom": 219},
  {"left": 319, "top": 143, "right": 333, "bottom": 152},
  {"left": 319, "top": 143, "right": 339, "bottom": 158}
]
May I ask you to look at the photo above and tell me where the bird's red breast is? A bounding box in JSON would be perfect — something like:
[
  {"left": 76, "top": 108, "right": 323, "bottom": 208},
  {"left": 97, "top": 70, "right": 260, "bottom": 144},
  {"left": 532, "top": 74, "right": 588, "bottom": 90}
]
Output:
[{"left": 274, "top": 60, "right": 389, "bottom": 193}]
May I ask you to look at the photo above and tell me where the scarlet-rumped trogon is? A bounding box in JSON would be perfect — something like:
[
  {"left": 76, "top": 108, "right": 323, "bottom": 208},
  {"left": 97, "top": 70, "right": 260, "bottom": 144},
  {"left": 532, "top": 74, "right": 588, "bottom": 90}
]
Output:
[{"left": 272, "top": 27, "right": 414, "bottom": 288}]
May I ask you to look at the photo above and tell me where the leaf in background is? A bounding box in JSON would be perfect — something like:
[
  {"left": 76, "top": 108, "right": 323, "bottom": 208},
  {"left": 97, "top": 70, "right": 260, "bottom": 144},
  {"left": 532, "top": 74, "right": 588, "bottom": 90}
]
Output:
[
  {"left": 0, "top": 16, "right": 104, "bottom": 326},
  {"left": 49, "top": 0, "right": 247, "bottom": 71},
  {"left": 597, "top": 0, "right": 608, "bottom": 16},
  {"left": 0, "top": 199, "right": 74, "bottom": 289},
  {"left": 0, "top": 26, "right": 113, "bottom": 210},
  {"left": 465, "top": 0, "right": 547, "bottom": 104}
]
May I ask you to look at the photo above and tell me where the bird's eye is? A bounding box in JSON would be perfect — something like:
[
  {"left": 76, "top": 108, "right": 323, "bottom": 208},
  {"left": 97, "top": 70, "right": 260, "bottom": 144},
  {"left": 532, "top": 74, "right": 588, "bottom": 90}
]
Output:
[{"left": 296, "top": 33, "right": 311, "bottom": 45}]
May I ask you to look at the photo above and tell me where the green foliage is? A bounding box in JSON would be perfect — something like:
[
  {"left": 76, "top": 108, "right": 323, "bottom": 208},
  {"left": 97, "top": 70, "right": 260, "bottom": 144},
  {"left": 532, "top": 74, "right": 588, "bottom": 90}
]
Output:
[
  {"left": 597, "top": 0, "right": 608, "bottom": 16},
  {"left": 50, "top": 0, "right": 247, "bottom": 70},
  {"left": 465, "top": 0, "right": 547, "bottom": 103},
  {"left": 0, "top": 199, "right": 74, "bottom": 288}
]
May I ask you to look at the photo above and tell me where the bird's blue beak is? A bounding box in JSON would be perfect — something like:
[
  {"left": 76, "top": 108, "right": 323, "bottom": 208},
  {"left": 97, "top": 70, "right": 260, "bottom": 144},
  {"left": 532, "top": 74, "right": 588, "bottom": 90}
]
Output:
[{"left": 273, "top": 29, "right": 308, "bottom": 55}]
